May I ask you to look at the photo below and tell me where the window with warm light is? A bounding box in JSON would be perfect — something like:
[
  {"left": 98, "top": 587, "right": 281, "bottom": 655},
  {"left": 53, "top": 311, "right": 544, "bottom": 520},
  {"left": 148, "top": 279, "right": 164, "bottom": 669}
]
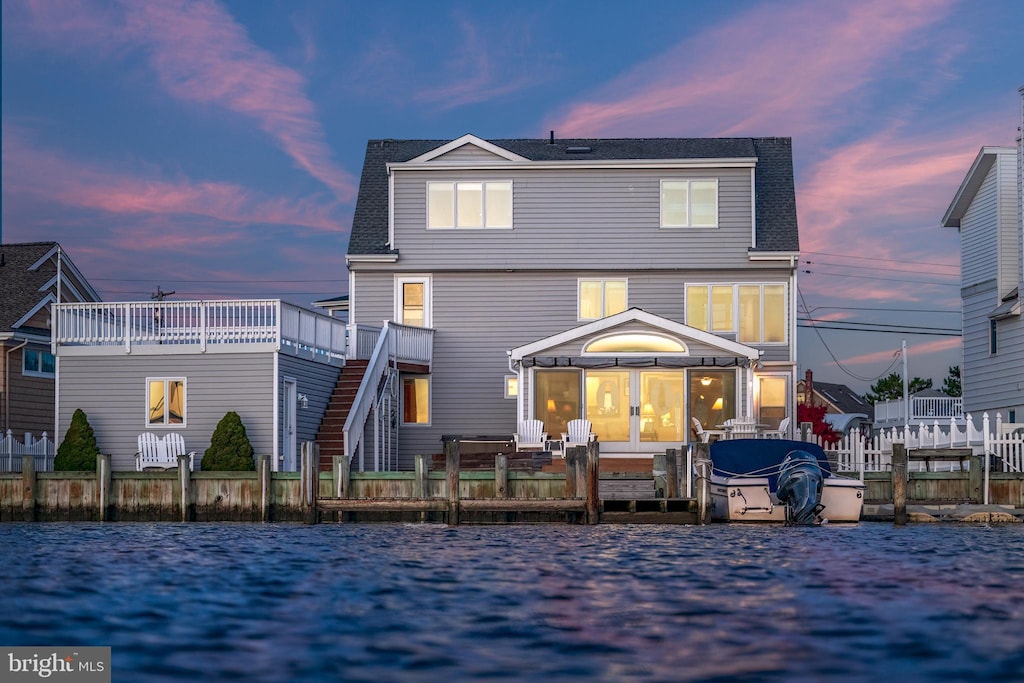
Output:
[
  {"left": 427, "top": 181, "right": 512, "bottom": 228},
  {"left": 402, "top": 377, "right": 430, "bottom": 425},
  {"left": 686, "top": 283, "right": 787, "bottom": 343},
  {"left": 661, "top": 179, "right": 718, "bottom": 227},
  {"left": 584, "top": 333, "right": 687, "bottom": 355},
  {"left": 579, "top": 279, "right": 627, "bottom": 320},
  {"left": 147, "top": 378, "right": 185, "bottom": 426},
  {"left": 395, "top": 276, "right": 431, "bottom": 327},
  {"left": 504, "top": 375, "right": 518, "bottom": 399}
]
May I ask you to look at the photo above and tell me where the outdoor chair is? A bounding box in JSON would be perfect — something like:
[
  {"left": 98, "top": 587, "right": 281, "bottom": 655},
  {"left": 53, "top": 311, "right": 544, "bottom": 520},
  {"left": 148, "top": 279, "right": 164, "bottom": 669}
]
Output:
[
  {"left": 761, "top": 416, "right": 791, "bottom": 439},
  {"left": 136, "top": 432, "right": 195, "bottom": 471},
  {"left": 513, "top": 419, "right": 547, "bottom": 451},
  {"left": 691, "top": 417, "right": 727, "bottom": 443},
  {"left": 562, "top": 419, "right": 594, "bottom": 448}
]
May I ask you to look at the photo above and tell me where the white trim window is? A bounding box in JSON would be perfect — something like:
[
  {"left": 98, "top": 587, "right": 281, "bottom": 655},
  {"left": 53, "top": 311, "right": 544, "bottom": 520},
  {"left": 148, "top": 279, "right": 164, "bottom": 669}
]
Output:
[
  {"left": 427, "top": 181, "right": 512, "bottom": 229},
  {"left": 686, "top": 283, "right": 787, "bottom": 344},
  {"left": 395, "top": 275, "right": 432, "bottom": 327},
  {"left": 22, "top": 347, "right": 56, "bottom": 378},
  {"left": 147, "top": 377, "right": 186, "bottom": 427},
  {"left": 579, "top": 279, "right": 627, "bottom": 320},
  {"left": 504, "top": 375, "right": 519, "bottom": 399},
  {"left": 402, "top": 376, "right": 431, "bottom": 425},
  {"left": 661, "top": 179, "right": 718, "bottom": 227}
]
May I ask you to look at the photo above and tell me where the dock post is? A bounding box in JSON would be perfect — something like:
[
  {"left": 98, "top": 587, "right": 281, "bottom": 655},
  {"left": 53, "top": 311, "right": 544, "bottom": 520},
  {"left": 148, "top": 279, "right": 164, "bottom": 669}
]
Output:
[
  {"left": 494, "top": 453, "right": 509, "bottom": 499},
  {"left": 653, "top": 453, "right": 667, "bottom": 498},
  {"left": 694, "top": 442, "right": 710, "bottom": 525},
  {"left": 178, "top": 453, "right": 192, "bottom": 522},
  {"left": 97, "top": 453, "right": 112, "bottom": 522},
  {"left": 334, "top": 454, "right": 350, "bottom": 499},
  {"left": 564, "top": 447, "right": 578, "bottom": 499},
  {"left": 21, "top": 455, "right": 36, "bottom": 522},
  {"left": 258, "top": 455, "right": 272, "bottom": 522},
  {"left": 444, "top": 436, "right": 461, "bottom": 526},
  {"left": 968, "top": 454, "right": 983, "bottom": 504},
  {"left": 300, "top": 442, "right": 319, "bottom": 524},
  {"left": 665, "top": 448, "right": 679, "bottom": 499},
  {"left": 413, "top": 454, "right": 428, "bottom": 498},
  {"left": 892, "top": 442, "right": 907, "bottom": 526},
  {"left": 585, "top": 439, "right": 600, "bottom": 524}
]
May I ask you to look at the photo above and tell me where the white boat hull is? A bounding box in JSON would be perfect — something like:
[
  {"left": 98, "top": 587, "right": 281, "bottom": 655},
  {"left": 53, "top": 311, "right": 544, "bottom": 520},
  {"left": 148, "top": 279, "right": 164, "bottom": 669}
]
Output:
[{"left": 709, "top": 474, "right": 865, "bottom": 523}]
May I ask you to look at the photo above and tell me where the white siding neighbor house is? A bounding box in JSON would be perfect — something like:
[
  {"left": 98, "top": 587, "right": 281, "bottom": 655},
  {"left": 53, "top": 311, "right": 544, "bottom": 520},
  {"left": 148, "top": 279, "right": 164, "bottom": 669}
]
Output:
[
  {"left": 941, "top": 88, "right": 1024, "bottom": 424},
  {"left": 345, "top": 134, "right": 802, "bottom": 469}
]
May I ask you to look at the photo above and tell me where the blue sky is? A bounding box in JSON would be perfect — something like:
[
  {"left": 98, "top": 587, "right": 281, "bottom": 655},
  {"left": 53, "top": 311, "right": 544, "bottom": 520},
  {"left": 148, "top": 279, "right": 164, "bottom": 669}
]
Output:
[{"left": 3, "top": 0, "right": 1023, "bottom": 394}]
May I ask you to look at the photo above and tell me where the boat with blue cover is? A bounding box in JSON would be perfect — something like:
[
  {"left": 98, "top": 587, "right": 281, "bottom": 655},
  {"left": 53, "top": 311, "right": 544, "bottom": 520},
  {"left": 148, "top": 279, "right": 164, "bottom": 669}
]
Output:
[{"left": 707, "top": 439, "right": 865, "bottom": 524}]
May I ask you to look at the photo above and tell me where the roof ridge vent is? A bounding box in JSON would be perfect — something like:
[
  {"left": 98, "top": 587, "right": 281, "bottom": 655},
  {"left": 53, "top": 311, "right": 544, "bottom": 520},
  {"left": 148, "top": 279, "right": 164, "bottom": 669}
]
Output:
[{"left": 566, "top": 146, "right": 592, "bottom": 153}]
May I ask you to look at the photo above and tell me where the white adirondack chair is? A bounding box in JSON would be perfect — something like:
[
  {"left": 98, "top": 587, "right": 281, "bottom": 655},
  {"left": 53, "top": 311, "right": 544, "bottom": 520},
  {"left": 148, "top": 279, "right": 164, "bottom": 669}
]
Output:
[
  {"left": 761, "top": 416, "right": 791, "bottom": 439},
  {"left": 691, "top": 417, "right": 727, "bottom": 443},
  {"left": 562, "top": 419, "right": 594, "bottom": 448},
  {"left": 513, "top": 419, "right": 547, "bottom": 451}
]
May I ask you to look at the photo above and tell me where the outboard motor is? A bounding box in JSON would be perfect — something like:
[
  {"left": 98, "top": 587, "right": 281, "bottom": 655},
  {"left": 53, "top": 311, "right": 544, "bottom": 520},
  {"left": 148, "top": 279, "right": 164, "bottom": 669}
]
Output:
[{"left": 776, "top": 450, "right": 825, "bottom": 526}]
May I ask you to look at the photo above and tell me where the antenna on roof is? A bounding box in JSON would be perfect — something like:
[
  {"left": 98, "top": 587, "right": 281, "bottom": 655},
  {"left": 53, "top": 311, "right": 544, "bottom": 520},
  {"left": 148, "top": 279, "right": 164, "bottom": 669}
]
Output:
[{"left": 549, "top": 130, "right": 554, "bottom": 144}]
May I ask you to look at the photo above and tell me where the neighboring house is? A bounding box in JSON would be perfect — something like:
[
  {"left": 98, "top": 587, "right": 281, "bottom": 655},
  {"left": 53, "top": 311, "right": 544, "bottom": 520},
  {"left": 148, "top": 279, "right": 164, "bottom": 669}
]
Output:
[
  {"left": 941, "top": 89, "right": 1024, "bottom": 424},
  {"left": 796, "top": 369, "right": 870, "bottom": 434},
  {"left": 345, "top": 134, "right": 801, "bottom": 469},
  {"left": 52, "top": 298, "right": 348, "bottom": 471},
  {"left": 1, "top": 242, "right": 101, "bottom": 441}
]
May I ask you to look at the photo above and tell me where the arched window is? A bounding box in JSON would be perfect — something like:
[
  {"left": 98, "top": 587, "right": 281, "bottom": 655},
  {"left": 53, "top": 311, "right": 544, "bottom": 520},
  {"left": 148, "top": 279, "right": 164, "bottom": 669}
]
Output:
[{"left": 583, "top": 333, "right": 688, "bottom": 355}]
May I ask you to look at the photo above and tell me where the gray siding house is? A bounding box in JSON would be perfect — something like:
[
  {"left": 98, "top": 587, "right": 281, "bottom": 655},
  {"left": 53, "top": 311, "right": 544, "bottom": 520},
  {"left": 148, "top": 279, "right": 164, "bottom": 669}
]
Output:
[
  {"left": 347, "top": 134, "right": 801, "bottom": 468},
  {"left": 941, "top": 90, "right": 1024, "bottom": 423},
  {"left": 53, "top": 300, "right": 346, "bottom": 471}
]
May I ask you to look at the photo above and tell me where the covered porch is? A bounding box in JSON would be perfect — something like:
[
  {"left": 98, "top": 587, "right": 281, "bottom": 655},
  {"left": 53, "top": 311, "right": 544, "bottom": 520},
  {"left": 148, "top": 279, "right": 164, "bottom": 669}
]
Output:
[{"left": 508, "top": 309, "right": 785, "bottom": 455}]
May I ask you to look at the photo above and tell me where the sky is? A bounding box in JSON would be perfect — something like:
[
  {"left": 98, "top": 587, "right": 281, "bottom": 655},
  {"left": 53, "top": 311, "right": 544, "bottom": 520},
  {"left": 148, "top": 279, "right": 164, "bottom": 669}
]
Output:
[{"left": 2, "top": 0, "right": 1023, "bottom": 396}]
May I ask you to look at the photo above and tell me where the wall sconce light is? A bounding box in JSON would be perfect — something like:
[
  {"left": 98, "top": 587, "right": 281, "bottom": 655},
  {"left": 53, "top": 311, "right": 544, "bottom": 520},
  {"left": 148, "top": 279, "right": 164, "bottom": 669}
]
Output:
[{"left": 298, "top": 394, "right": 309, "bottom": 409}]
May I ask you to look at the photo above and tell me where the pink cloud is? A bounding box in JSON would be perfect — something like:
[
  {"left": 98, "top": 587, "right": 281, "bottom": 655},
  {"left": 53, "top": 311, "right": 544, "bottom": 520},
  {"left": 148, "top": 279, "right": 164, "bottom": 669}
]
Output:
[
  {"left": 4, "top": 0, "right": 355, "bottom": 201},
  {"left": 546, "top": 0, "right": 957, "bottom": 138},
  {"left": 2, "top": 125, "right": 343, "bottom": 231},
  {"left": 837, "top": 337, "right": 960, "bottom": 367}
]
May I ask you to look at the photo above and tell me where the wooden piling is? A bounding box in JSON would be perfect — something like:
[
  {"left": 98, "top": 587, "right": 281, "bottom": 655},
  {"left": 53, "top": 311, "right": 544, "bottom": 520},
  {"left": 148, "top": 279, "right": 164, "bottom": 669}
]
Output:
[
  {"left": 564, "top": 447, "right": 578, "bottom": 499},
  {"left": 21, "top": 455, "right": 36, "bottom": 522},
  {"left": 413, "top": 455, "right": 429, "bottom": 498},
  {"left": 445, "top": 437, "right": 461, "bottom": 526},
  {"left": 665, "top": 448, "right": 679, "bottom": 499},
  {"left": 585, "top": 439, "right": 600, "bottom": 524},
  {"left": 653, "top": 453, "right": 667, "bottom": 498},
  {"left": 97, "top": 454, "right": 112, "bottom": 522},
  {"left": 300, "top": 442, "right": 319, "bottom": 524},
  {"left": 495, "top": 453, "right": 509, "bottom": 499},
  {"left": 694, "top": 442, "right": 710, "bottom": 525},
  {"left": 334, "top": 454, "right": 351, "bottom": 499},
  {"left": 258, "top": 455, "right": 272, "bottom": 522},
  {"left": 969, "top": 454, "right": 983, "bottom": 504},
  {"left": 892, "top": 442, "right": 907, "bottom": 526},
  {"left": 178, "top": 453, "right": 192, "bottom": 522}
]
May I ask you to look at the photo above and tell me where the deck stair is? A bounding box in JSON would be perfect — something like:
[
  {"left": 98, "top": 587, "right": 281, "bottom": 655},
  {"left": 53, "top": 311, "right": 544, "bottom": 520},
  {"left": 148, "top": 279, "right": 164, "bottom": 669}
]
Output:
[{"left": 315, "top": 359, "right": 369, "bottom": 470}]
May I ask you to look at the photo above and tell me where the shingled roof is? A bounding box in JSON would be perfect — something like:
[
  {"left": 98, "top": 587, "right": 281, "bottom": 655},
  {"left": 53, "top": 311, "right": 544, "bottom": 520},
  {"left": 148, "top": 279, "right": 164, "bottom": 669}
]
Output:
[
  {"left": 347, "top": 136, "right": 799, "bottom": 256},
  {"left": 0, "top": 242, "right": 101, "bottom": 334}
]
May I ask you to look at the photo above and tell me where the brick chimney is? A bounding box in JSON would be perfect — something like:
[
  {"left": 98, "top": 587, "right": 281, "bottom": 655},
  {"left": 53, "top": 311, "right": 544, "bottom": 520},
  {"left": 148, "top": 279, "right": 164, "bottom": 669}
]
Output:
[{"left": 804, "top": 369, "right": 814, "bottom": 406}]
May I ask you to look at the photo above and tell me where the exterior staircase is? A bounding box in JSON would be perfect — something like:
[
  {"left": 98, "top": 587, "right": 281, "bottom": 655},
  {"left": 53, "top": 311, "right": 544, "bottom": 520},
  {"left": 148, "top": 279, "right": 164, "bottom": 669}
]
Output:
[{"left": 315, "top": 359, "right": 369, "bottom": 471}]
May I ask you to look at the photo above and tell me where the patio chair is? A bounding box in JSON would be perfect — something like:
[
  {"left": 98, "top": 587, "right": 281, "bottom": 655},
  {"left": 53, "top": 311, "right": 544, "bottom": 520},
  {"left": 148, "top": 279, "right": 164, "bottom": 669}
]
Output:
[
  {"left": 513, "top": 419, "right": 547, "bottom": 451},
  {"left": 691, "top": 417, "right": 727, "bottom": 443},
  {"left": 761, "top": 416, "right": 791, "bottom": 439},
  {"left": 562, "top": 419, "right": 594, "bottom": 448}
]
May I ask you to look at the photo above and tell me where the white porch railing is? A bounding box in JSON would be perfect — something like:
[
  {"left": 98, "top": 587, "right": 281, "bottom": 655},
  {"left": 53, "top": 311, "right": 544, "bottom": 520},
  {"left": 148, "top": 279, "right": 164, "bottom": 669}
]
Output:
[
  {"left": 54, "top": 300, "right": 347, "bottom": 364},
  {"left": 1, "top": 430, "right": 55, "bottom": 472},
  {"left": 873, "top": 395, "right": 963, "bottom": 424}
]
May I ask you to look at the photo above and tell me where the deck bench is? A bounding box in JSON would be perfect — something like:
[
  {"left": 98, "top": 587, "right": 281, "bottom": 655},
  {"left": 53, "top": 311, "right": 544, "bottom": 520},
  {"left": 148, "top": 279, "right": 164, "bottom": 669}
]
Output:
[{"left": 136, "top": 433, "right": 195, "bottom": 471}]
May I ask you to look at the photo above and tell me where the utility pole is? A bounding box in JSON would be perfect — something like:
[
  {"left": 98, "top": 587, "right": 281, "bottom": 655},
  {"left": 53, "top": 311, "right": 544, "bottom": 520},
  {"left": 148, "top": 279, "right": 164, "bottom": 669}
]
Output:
[
  {"left": 151, "top": 286, "right": 175, "bottom": 301},
  {"left": 902, "top": 339, "right": 909, "bottom": 430}
]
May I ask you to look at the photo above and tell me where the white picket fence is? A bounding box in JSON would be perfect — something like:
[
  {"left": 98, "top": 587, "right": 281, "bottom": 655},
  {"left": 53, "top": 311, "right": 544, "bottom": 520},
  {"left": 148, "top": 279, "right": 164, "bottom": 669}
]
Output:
[
  {"left": 1, "top": 430, "right": 56, "bottom": 472},
  {"left": 813, "top": 413, "right": 1024, "bottom": 475}
]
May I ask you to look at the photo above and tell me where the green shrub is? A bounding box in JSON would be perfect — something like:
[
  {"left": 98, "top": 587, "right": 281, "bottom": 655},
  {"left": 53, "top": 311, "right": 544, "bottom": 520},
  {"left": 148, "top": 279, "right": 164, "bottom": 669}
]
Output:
[
  {"left": 54, "top": 408, "right": 99, "bottom": 471},
  {"left": 201, "top": 411, "right": 255, "bottom": 471}
]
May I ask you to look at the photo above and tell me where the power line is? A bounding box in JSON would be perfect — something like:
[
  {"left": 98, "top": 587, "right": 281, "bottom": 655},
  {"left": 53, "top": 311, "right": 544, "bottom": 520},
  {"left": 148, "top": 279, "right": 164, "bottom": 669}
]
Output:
[
  {"left": 802, "top": 269, "right": 959, "bottom": 287},
  {"left": 798, "top": 318, "right": 961, "bottom": 333},
  {"left": 797, "top": 324, "right": 960, "bottom": 337},
  {"left": 803, "top": 259, "right": 958, "bottom": 278},
  {"left": 801, "top": 250, "right": 959, "bottom": 270},
  {"left": 804, "top": 305, "right": 958, "bottom": 315}
]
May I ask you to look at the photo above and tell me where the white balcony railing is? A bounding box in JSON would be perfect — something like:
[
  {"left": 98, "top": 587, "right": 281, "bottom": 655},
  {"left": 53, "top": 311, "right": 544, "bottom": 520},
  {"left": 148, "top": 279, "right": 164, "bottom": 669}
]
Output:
[
  {"left": 54, "top": 300, "right": 348, "bottom": 363},
  {"left": 873, "top": 395, "right": 963, "bottom": 424}
]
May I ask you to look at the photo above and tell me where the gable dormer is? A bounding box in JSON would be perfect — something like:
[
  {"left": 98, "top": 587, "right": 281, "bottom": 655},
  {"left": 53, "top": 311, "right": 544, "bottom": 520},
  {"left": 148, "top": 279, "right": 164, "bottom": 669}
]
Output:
[{"left": 405, "top": 134, "right": 528, "bottom": 166}]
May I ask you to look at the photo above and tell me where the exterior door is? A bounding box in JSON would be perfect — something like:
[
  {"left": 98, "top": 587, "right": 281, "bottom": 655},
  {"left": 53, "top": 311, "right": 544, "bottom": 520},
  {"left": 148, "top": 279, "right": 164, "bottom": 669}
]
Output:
[
  {"left": 584, "top": 369, "right": 686, "bottom": 451},
  {"left": 283, "top": 378, "right": 298, "bottom": 472}
]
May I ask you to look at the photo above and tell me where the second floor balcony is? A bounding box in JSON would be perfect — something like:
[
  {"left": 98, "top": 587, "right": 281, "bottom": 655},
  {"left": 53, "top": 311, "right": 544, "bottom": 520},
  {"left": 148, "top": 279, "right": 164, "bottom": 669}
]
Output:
[{"left": 873, "top": 395, "right": 964, "bottom": 426}]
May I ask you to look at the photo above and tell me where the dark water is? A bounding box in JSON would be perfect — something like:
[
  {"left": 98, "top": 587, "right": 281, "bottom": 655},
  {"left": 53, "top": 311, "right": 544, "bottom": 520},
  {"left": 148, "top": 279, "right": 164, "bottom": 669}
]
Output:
[{"left": 2, "top": 523, "right": 1023, "bottom": 683}]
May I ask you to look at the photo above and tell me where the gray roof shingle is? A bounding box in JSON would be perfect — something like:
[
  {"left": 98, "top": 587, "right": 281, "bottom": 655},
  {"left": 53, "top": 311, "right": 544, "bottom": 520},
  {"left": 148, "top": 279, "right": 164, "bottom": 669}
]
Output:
[{"left": 348, "top": 136, "right": 799, "bottom": 255}]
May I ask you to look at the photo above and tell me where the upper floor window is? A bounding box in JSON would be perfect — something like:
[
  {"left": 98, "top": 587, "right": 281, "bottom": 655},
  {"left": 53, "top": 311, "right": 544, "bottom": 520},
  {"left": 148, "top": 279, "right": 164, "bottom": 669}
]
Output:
[
  {"left": 395, "top": 276, "right": 432, "bottom": 327},
  {"left": 579, "top": 279, "right": 627, "bottom": 320},
  {"left": 148, "top": 378, "right": 185, "bottom": 426},
  {"left": 661, "top": 179, "right": 718, "bottom": 227},
  {"left": 686, "top": 283, "right": 787, "bottom": 344},
  {"left": 428, "top": 181, "right": 512, "bottom": 229},
  {"left": 23, "top": 348, "right": 56, "bottom": 378}
]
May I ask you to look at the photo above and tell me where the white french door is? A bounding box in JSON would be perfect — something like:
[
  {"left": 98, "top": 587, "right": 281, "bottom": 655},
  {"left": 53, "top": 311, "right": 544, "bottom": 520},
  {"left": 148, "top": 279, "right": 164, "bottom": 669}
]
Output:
[
  {"left": 583, "top": 369, "right": 686, "bottom": 451},
  {"left": 282, "top": 378, "right": 298, "bottom": 472}
]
